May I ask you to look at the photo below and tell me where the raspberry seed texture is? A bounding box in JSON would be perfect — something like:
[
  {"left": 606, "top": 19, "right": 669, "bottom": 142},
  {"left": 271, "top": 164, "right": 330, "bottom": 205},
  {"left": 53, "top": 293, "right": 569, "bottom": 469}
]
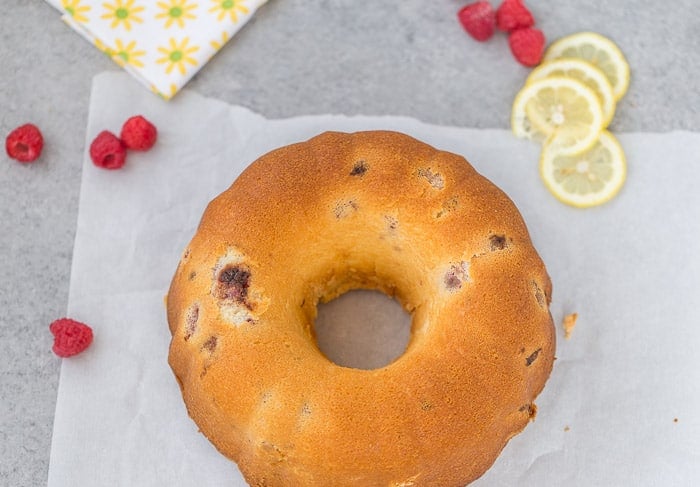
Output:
[
  {"left": 120, "top": 115, "right": 158, "bottom": 151},
  {"left": 90, "top": 130, "right": 127, "bottom": 170},
  {"left": 50, "top": 318, "right": 94, "bottom": 358},
  {"left": 5, "top": 124, "right": 44, "bottom": 163},
  {"left": 496, "top": 0, "right": 535, "bottom": 32},
  {"left": 458, "top": 1, "right": 497, "bottom": 42},
  {"left": 509, "top": 27, "right": 546, "bottom": 67}
]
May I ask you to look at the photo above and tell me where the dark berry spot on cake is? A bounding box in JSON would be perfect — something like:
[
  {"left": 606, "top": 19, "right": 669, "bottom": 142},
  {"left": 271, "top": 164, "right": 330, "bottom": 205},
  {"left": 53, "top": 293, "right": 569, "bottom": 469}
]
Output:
[
  {"left": 334, "top": 200, "right": 359, "bottom": 219},
  {"left": 350, "top": 160, "right": 368, "bottom": 176},
  {"left": 216, "top": 265, "right": 251, "bottom": 303},
  {"left": 184, "top": 304, "right": 199, "bottom": 341},
  {"left": 444, "top": 262, "right": 469, "bottom": 291},
  {"left": 525, "top": 348, "right": 542, "bottom": 366},
  {"left": 385, "top": 215, "right": 398, "bottom": 231},
  {"left": 202, "top": 335, "right": 218, "bottom": 354},
  {"left": 444, "top": 272, "right": 462, "bottom": 290},
  {"left": 489, "top": 234, "right": 508, "bottom": 251},
  {"left": 188, "top": 271, "right": 197, "bottom": 281},
  {"left": 518, "top": 403, "right": 537, "bottom": 419},
  {"left": 417, "top": 168, "right": 445, "bottom": 190}
]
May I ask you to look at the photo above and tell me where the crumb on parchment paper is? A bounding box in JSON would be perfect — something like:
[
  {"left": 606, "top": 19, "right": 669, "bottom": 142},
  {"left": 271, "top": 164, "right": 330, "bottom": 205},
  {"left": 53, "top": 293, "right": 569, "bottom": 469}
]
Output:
[{"left": 563, "top": 313, "right": 578, "bottom": 340}]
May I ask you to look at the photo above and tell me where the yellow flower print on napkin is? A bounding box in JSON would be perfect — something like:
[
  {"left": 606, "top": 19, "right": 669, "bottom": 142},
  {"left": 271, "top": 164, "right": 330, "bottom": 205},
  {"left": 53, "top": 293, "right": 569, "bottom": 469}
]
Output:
[
  {"left": 112, "top": 39, "right": 146, "bottom": 67},
  {"left": 49, "top": 0, "right": 267, "bottom": 99},
  {"left": 149, "top": 82, "right": 179, "bottom": 100},
  {"left": 101, "top": 0, "right": 145, "bottom": 31},
  {"left": 209, "top": 30, "right": 228, "bottom": 50},
  {"left": 209, "top": 0, "right": 249, "bottom": 23},
  {"left": 157, "top": 37, "right": 200, "bottom": 75},
  {"left": 156, "top": 0, "right": 198, "bottom": 29},
  {"left": 62, "top": 0, "right": 90, "bottom": 23}
]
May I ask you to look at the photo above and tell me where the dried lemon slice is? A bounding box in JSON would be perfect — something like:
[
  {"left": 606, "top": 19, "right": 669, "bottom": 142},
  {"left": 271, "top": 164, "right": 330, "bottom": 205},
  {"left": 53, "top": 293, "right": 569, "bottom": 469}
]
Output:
[
  {"left": 543, "top": 32, "right": 630, "bottom": 100},
  {"left": 527, "top": 58, "right": 616, "bottom": 127},
  {"left": 512, "top": 76, "right": 604, "bottom": 155},
  {"left": 540, "top": 130, "right": 626, "bottom": 208}
]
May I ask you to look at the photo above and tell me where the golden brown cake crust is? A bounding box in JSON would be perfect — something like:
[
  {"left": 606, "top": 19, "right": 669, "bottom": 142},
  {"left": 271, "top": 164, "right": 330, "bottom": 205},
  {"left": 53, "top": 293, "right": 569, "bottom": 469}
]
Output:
[{"left": 166, "top": 131, "right": 555, "bottom": 486}]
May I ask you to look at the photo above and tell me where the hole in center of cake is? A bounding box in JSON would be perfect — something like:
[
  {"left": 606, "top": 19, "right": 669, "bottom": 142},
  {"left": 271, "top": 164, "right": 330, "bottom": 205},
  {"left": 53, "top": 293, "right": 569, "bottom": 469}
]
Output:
[{"left": 314, "top": 290, "right": 411, "bottom": 370}]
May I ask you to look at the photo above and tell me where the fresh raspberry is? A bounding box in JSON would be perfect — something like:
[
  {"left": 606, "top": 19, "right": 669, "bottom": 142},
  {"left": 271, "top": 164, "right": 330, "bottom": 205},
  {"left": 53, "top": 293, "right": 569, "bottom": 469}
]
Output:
[
  {"left": 120, "top": 115, "right": 158, "bottom": 151},
  {"left": 5, "top": 123, "right": 44, "bottom": 163},
  {"left": 50, "top": 318, "right": 94, "bottom": 358},
  {"left": 509, "top": 27, "right": 546, "bottom": 67},
  {"left": 90, "top": 130, "right": 127, "bottom": 169},
  {"left": 496, "top": 0, "right": 535, "bottom": 32},
  {"left": 457, "top": 1, "right": 496, "bottom": 42}
]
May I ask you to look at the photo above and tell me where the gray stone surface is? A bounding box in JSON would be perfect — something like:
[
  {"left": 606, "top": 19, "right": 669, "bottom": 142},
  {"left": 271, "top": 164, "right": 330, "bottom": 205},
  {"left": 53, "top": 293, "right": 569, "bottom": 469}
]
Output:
[{"left": 0, "top": 0, "right": 698, "bottom": 484}]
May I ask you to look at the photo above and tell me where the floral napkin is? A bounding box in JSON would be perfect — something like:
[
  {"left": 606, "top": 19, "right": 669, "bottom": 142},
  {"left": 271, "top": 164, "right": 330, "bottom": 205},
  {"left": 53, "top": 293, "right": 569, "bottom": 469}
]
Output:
[{"left": 46, "top": 0, "right": 267, "bottom": 99}]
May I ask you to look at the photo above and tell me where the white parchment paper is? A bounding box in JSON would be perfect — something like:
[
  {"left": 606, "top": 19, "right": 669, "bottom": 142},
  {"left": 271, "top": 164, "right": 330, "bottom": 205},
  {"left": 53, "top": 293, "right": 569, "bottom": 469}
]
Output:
[{"left": 48, "top": 72, "right": 700, "bottom": 486}]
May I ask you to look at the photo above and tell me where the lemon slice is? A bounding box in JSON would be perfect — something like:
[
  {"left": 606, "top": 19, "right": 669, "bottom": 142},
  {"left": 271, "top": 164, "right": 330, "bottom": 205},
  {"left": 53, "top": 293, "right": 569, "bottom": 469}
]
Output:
[
  {"left": 527, "top": 58, "right": 616, "bottom": 128},
  {"left": 512, "top": 76, "right": 604, "bottom": 155},
  {"left": 540, "top": 130, "right": 626, "bottom": 208},
  {"left": 543, "top": 32, "right": 630, "bottom": 100}
]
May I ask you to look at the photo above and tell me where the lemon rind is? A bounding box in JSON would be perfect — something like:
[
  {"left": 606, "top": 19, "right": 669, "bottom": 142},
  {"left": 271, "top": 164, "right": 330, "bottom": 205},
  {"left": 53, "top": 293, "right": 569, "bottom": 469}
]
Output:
[
  {"left": 539, "top": 130, "right": 627, "bottom": 208},
  {"left": 526, "top": 58, "right": 616, "bottom": 127},
  {"left": 512, "top": 76, "right": 604, "bottom": 156},
  {"left": 543, "top": 31, "right": 630, "bottom": 100}
]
